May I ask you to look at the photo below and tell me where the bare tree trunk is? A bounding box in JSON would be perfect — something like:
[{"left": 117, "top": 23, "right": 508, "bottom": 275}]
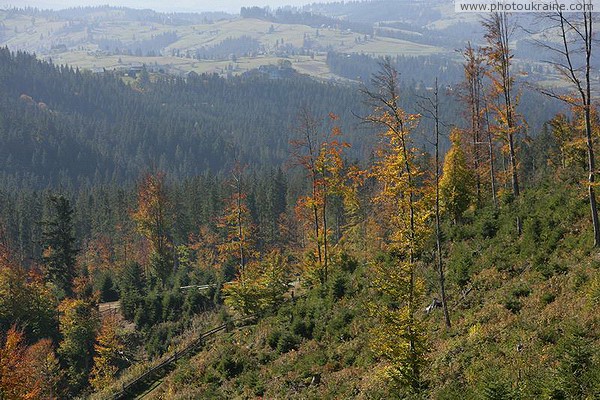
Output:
[
  {"left": 484, "top": 100, "right": 498, "bottom": 209},
  {"left": 418, "top": 79, "right": 451, "bottom": 328},
  {"left": 432, "top": 80, "right": 451, "bottom": 328},
  {"left": 483, "top": 12, "right": 521, "bottom": 233},
  {"left": 542, "top": 10, "right": 600, "bottom": 246},
  {"left": 582, "top": 11, "right": 600, "bottom": 247}
]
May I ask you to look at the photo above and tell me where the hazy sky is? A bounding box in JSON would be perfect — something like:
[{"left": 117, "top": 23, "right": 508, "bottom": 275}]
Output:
[{"left": 11, "top": 0, "right": 322, "bottom": 13}]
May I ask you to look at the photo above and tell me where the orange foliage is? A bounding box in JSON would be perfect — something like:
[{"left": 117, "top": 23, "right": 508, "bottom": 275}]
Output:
[{"left": 0, "top": 327, "right": 59, "bottom": 399}]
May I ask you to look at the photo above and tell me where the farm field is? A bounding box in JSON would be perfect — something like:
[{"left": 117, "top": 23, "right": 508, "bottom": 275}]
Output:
[{"left": 0, "top": 9, "right": 444, "bottom": 79}]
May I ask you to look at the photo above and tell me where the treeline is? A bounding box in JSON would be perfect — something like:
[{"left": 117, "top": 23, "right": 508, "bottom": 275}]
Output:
[
  {"left": 96, "top": 31, "right": 179, "bottom": 57},
  {"left": 240, "top": 6, "right": 373, "bottom": 34},
  {"left": 194, "top": 35, "right": 263, "bottom": 60},
  {"left": 326, "top": 52, "right": 464, "bottom": 85},
  {"left": 6, "top": 6, "right": 233, "bottom": 26},
  {"left": 306, "top": 0, "right": 444, "bottom": 25},
  {"left": 0, "top": 168, "right": 297, "bottom": 264}
]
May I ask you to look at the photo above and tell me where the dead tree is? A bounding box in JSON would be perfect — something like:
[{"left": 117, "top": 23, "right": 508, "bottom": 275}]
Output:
[
  {"left": 482, "top": 12, "right": 522, "bottom": 234},
  {"left": 417, "top": 79, "right": 451, "bottom": 328},
  {"left": 462, "top": 43, "right": 498, "bottom": 209},
  {"left": 533, "top": 7, "right": 600, "bottom": 246}
]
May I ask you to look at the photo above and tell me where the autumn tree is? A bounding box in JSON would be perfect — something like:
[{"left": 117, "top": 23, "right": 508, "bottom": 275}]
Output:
[
  {"left": 361, "top": 59, "right": 429, "bottom": 392},
  {"left": 24, "top": 338, "right": 61, "bottom": 399},
  {"left": 0, "top": 241, "right": 58, "bottom": 342},
  {"left": 547, "top": 113, "right": 586, "bottom": 173},
  {"left": 90, "top": 314, "right": 127, "bottom": 390},
  {"left": 291, "top": 109, "right": 326, "bottom": 276},
  {"left": 482, "top": 12, "right": 522, "bottom": 233},
  {"left": 440, "top": 130, "right": 476, "bottom": 224},
  {"left": 462, "top": 43, "right": 498, "bottom": 208},
  {"left": 222, "top": 250, "right": 289, "bottom": 316},
  {"left": 41, "top": 194, "right": 78, "bottom": 297},
  {"left": 57, "top": 298, "right": 99, "bottom": 395},
  {"left": 0, "top": 326, "right": 60, "bottom": 400},
  {"left": 217, "top": 163, "right": 256, "bottom": 274},
  {"left": 131, "top": 172, "right": 173, "bottom": 285},
  {"left": 291, "top": 111, "right": 349, "bottom": 283},
  {"left": 188, "top": 226, "right": 220, "bottom": 271},
  {"left": 314, "top": 115, "right": 350, "bottom": 282}
]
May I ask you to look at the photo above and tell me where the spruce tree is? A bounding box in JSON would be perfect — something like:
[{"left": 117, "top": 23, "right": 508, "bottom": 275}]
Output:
[{"left": 41, "top": 195, "right": 78, "bottom": 297}]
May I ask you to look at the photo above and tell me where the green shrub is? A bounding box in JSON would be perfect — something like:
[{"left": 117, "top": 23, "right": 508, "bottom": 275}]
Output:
[
  {"left": 511, "top": 284, "right": 531, "bottom": 298},
  {"left": 553, "top": 332, "right": 599, "bottom": 398},
  {"left": 327, "top": 309, "right": 354, "bottom": 340},
  {"left": 217, "top": 353, "right": 245, "bottom": 379},
  {"left": 277, "top": 332, "right": 300, "bottom": 354},
  {"left": 504, "top": 297, "right": 522, "bottom": 314},
  {"left": 267, "top": 330, "right": 281, "bottom": 349},
  {"left": 522, "top": 217, "right": 542, "bottom": 256},
  {"left": 538, "top": 327, "right": 559, "bottom": 345},
  {"left": 481, "top": 378, "right": 515, "bottom": 400},
  {"left": 476, "top": 208, "right": 499, "bottom": 239},
  {"left": 330, "top": 273, "right": 347, "bottom": 300},
  {"left": 96, "top": 271, "right": 119, "bottom": 302},
  {"left": 573, "top": 270, "right": 589, "bottom": 290},
  {"left": 448, "top": 242, "right": 474, "bottom": 288},
  {"left": 338, "top": 252, "right": 358, "bottom": 273},
  {"left": 537, "top": 262, "right": 568, "bottom": 279},
  {"left": 292, "top": 318, "right": 314, "bottom": 339},
  {"left": 541, "top": 292, "right": 556, "bottom": 305}
]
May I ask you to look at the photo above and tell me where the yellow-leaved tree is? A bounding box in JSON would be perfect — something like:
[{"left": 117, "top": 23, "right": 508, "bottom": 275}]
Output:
[
  {"left": 440, "top": 130, "right": 476, "bottom": 224},
  {"left": 222, "top": 250, "right": 289, "bottom": 316},
  {"left": 90, "top": 314, "right": 126, "bottom": 390},
  {"left": 361, "top": 59, "right": 430, "bottom": 393}
]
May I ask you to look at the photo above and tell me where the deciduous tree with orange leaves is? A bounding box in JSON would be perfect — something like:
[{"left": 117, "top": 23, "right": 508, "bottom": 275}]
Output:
[
  {"left": 131, "top": 172, "right": 173, "bottom": 285},
  {"left": 0, "top": 326, "right": 60, "bottom": 400},
  {"left": 217, "top": 163, "right": 256, "bottom": 274},
  {"left": 291, "top": 111, "right": 350, "bottom": 284}
]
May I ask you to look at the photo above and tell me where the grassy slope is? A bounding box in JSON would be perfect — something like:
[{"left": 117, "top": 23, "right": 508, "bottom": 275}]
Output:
[
  {"left": 0, "top": 11, "right": 442, "bottom": 79},
  {"left": 137, "top": 181, "right": 600, "bottom": 399}
]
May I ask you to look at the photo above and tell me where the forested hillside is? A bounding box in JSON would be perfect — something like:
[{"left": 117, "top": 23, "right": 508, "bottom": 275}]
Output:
[
  {"left": 0, "top": 48, "right": 561, "bottom": 188},
  {"left": 1, "top": 5, "right": 600, "bottom": 400}
]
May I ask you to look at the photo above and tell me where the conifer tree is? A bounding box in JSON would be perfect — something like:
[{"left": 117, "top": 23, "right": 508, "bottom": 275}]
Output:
[
  {"left": 57, "top": 298, "right": 99, "bottom": 395},
  {"left": 41, "top": 195, "right": 78, "bottom": 297}
]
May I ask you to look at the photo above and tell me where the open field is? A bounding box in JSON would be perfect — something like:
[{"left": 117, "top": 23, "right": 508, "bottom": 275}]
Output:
[{"left": 0, "top": 9, "right": 444, "bottom": 79}]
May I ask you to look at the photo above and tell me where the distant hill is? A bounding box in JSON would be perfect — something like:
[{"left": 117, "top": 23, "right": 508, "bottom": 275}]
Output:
[{"left": 0, "top": 47, "right": 563, "bottom": 188}]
